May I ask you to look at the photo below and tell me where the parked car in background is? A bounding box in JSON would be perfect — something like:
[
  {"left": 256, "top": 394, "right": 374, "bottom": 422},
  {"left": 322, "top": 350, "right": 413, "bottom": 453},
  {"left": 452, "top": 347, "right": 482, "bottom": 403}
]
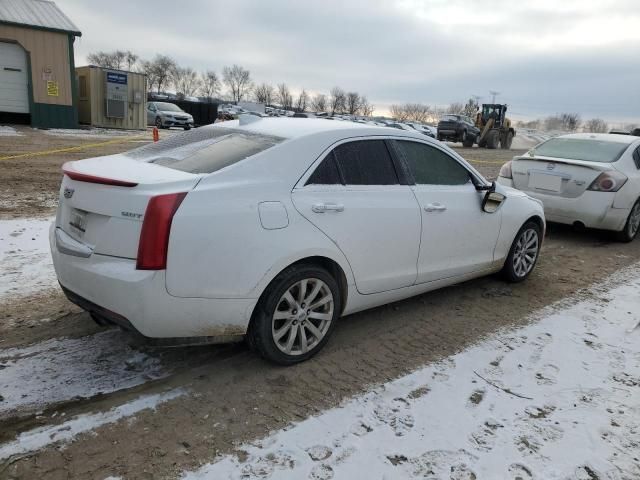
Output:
[
  {"left": 437, "top": 114, "right": 480, "bottom": 147},
  {"left": 497, "top": 133, "right": 640, "bottom": 241},
  {"left": 51, "top": 117, "right": 544, "bottom": 364},
  {"left": 407, "top": 123, "right": 436, "bottom": 138},
  {"left": 147, "top": 102, "right": 194, "bottom": 130}
]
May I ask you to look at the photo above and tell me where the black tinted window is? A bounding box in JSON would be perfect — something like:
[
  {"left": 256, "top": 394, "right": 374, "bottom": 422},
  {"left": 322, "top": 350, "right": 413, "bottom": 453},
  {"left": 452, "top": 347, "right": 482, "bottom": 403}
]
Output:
[
  {"left": 333, "top": 140, "right": 398, "bottom": 185},
  {"left": 634, "top": 147, "right": 640, "bottom": 169},
  {"left": 396, "top": 141, "right": 470, "bottom": 185},
  {"left": 306, "top": 152, "right": 342, "bottom": 185}
]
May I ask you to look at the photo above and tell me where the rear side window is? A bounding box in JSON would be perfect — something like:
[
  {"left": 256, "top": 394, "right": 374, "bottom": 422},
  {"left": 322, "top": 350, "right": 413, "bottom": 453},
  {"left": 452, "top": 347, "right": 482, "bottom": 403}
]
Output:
[
  {"left": 306, "top": 152, "right": 342, "bottom": 185},
  {"left": 634, "top": 146, "right": 640, "bottom": 169},
  {"left": 126, "top": 127, "right": 284, "bottom": 174},
  {"left": 396, "top": 141, "right": 470, "bottom": 185},
  {"left": 332, "top": 140, "right": 398, "bottom": 185}
]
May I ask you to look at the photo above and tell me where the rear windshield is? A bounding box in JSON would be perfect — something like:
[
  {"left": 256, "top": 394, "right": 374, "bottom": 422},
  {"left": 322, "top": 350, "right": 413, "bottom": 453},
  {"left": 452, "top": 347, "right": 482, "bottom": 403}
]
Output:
[
  {"left": 440, "top": 115, "right": 459, "bottom": 122},
  {"left": 126, "top": 126, "right": 284, "bottom": 173},
  {"left": 533, "top": 138, "right": 629, "bottom": 163}
]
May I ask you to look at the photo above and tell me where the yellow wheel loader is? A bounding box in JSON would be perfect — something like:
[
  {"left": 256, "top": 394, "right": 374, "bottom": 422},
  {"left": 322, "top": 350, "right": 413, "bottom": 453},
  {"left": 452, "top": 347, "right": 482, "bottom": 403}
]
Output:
[{"left": 475, "top": 104, "right": 516, "bottom": 149}]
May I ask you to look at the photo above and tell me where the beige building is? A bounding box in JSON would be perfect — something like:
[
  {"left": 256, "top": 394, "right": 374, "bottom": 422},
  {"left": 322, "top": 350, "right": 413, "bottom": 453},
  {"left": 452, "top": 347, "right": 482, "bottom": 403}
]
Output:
[
  {"left": 0, "top": 0, "right": 81, "bottom": 128},
  {"left": 76, "top": 65, "right": 147, "bottom": 130}
]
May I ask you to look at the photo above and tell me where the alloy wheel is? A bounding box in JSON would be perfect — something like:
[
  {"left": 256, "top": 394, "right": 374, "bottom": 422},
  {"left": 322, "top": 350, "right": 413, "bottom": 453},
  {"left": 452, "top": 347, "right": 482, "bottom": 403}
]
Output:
[
  {"left": 272, "top": 278, "right": 334, "bottom": 356},
  {"left": 513, "top": 228, "right": 539, "bottom": 278}
]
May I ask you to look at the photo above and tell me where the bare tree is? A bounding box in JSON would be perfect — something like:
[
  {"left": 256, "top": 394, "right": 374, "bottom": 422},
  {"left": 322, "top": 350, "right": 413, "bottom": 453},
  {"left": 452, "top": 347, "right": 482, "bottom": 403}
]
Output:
[
  {"left": 199, "top": 70, "right": 221, "bottom": 100},
  {"left": 172, "top": 67, "right": 201, "bottom": 97},
  {"left": 141, "top": 55, "right": 177, "bottom": 93},
  {"left": 311, "top": 93, "right": 327, "bottom": 112},
  {"left": 390, "top": 104, "right": 409, "bottom": 122},
  {"left": 276, "top": 83, "right": 293, "bottom": 110},
  {"left": 345, "top": 92, "right": 360, "bottom": 115},
  {"left": 124, "top": 51, "right": 139, "bottom": 71},
  {"left": 295, "top": 89, "right": 309, "bottom": 112},
  {"left": 254, "top": 83, "right": 275, "bottom": 105},
  {"left": 560, "top": 113, "right": 581, "bottom": 132},
  {"left": 446, "top": 102, "right": 465, "bottom": 115},
  {"left": 390, "top": 103, "right": 431, "bottom": 123},
  {"left": 358, "top": 96, "right": 374, "bottom": 116},
  {"left": 222, "top": 64, "right": 252, "bottom": 102},
  {"left": 544, "top": 115, "right": 564, "bottom": 132},
  {"left": 463, "top": 98, "right": 479, "bottom": 118},
  {"left": 329, "top": 86, "right": 346, "bottom": 115},
  {"left": 585, "top": 118, "right": 609, "bottom": 133}
]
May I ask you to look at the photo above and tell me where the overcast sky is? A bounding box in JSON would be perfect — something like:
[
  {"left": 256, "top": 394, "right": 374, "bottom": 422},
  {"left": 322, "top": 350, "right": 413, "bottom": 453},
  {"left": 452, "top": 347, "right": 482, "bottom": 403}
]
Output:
[{"left": 61, "top": 0, "right": 639, "bottom": 124}]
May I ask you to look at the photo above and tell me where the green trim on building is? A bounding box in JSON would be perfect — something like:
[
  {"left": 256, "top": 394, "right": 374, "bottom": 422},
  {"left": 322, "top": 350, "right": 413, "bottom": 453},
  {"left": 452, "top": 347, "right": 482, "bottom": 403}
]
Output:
[
  {"left": 0, "top": 20, "right": 81, "bottom": 37},
  {"left": 31, "top": 103, "right": 77, "bottom": 128}
]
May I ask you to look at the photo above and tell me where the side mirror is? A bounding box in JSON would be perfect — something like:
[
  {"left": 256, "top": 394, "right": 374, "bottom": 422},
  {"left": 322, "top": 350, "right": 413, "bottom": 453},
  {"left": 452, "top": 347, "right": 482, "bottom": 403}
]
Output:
[{"left": 482, "top": 190, "right": 506, "bottom": 213}]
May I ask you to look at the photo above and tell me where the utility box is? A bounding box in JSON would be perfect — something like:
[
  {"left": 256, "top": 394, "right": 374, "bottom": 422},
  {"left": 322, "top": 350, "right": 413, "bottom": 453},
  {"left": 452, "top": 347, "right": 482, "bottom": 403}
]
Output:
[{"left": 76, "top": 65, "right": 146, "bottom": 130}]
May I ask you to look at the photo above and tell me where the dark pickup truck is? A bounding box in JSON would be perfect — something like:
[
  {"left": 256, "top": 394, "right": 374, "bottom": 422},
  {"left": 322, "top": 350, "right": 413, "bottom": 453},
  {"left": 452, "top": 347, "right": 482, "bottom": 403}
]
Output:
[{"left": 437, "top": 114, "right": 480, "bottom": 147}]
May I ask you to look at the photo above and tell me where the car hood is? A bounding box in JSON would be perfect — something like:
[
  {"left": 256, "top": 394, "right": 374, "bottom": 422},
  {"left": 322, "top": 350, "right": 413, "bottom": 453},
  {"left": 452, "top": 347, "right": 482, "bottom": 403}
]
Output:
[{"left": 159, "top": 110, "right": 192, "bottom": 117}]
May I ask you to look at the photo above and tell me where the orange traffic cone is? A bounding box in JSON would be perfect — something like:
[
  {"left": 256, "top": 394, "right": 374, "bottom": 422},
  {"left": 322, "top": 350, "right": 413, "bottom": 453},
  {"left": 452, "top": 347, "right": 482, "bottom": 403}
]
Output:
[{"left": 152, "top": 126, "right": 159, "bottom": 142}]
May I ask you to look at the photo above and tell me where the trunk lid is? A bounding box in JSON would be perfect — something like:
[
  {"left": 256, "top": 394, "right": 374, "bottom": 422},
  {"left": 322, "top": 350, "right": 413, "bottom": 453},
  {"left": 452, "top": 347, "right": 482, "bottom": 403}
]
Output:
[
  {"left": 511, "top": 155, "right": 613, "bottom": 198},
  {"left": 56, "top": 154, "right": 201, "bottom": 259}
]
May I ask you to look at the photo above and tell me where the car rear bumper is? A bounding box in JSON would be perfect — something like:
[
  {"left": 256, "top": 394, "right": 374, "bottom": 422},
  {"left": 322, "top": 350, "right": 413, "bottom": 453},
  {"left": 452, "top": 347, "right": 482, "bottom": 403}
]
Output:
[
  {"left": 496, "top": 177, "right": 629, "bottom": 231},
  {"left": 50, "top": 224, "right": 256, "bottom": 341}
]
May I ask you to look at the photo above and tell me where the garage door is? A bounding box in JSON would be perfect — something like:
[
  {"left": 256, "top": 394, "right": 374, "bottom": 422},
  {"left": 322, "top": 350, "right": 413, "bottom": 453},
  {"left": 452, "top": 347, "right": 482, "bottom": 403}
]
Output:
[{"left": 0, "top": 42, "right": 29, "bottom": 114}]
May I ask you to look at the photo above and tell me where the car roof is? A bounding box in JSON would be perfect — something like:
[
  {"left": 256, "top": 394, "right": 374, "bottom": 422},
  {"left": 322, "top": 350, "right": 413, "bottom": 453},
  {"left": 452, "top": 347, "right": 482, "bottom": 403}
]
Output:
[
  {"left": 214, "top": 117, "right": 427, "bottom": 140},
  {"left": 556, "top": 133, "right": 639, "bottom": 145}
]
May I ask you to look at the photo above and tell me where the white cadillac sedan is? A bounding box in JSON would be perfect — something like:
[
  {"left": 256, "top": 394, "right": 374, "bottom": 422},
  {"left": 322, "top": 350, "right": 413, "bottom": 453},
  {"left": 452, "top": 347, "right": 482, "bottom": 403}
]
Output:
[
  {"left": 51, "top": 117, "right": 544, "bottom": 364},
  {"left": 497, "top": 133, "right": 640, "bottom": 242}
]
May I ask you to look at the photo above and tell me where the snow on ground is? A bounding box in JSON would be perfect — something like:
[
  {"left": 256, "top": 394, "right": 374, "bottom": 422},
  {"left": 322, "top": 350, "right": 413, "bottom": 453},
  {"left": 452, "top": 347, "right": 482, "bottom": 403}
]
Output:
[
  {"left": 0, "top": 330, "right": 170, "bottom": 419},
  {"left": 185, "top": 265, "right": 640, "bottom": 480},
  {"left": 0, "top": 389, "right": 184, "bottom": 460},
  {"left": 40, "top": 127, "right": 145, "bottom": 138},
  {"left": 0, "top": 217, "right": 56, "bottom": 302},
  {"left": 0, "top": 125, "right": 23, "bottom": 137}
]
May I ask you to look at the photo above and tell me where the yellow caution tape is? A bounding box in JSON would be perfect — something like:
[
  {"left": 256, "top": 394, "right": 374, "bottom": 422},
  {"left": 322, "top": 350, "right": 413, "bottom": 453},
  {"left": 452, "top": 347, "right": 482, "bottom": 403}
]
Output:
[{"left": 0, "top": 134, "right": 148, "bottom": 161}]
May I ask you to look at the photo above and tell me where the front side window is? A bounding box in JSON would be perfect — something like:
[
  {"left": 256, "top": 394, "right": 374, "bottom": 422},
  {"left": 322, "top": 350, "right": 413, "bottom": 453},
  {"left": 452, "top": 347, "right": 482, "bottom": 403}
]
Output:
[
  {"left": 395, "top": 140, "right": 470, "bottom": 185},
  {"left": 332, "top": 140, "right": 399, "bottom": 185}
]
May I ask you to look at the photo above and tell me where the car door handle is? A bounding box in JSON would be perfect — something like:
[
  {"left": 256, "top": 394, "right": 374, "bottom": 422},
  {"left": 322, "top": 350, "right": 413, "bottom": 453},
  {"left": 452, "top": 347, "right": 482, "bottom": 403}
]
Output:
[
  {"left": 424, "top": 203, "right": 447, "bottom": 212},
  {"left": 312, "top": 203, "right": 344, "bottom": 213}
]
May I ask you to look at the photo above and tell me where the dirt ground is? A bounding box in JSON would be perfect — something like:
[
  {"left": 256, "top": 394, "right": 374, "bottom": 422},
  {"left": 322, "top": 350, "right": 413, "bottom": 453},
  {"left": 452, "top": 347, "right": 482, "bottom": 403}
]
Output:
[{"left": 1, "top": 127, "right": 638, "bottom": 479}]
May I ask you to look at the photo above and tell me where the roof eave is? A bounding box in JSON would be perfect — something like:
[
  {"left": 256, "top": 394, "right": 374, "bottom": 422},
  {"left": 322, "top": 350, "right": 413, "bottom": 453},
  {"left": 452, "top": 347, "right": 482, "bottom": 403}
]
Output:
[{"left": 0, "top": 19, "right": 81, "bottom": 36}]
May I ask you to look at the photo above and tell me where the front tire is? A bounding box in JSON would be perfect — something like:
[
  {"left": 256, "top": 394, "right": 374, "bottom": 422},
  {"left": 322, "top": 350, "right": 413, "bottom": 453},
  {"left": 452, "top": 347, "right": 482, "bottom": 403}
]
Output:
[
  {"left": 248, "top": 264, "right": 341, "bottom": 365},
  {"left": 462, "top": 134, "right": 475, "bottom": 148},
  {"left": 502, "top": 221, "right": 541, "bottom": 282},
  {"left": 616, "top": 200, "right": 640, "bottom": 242},
  {"left": 155, "top": 117, "right": 163, "bottom": 129}
]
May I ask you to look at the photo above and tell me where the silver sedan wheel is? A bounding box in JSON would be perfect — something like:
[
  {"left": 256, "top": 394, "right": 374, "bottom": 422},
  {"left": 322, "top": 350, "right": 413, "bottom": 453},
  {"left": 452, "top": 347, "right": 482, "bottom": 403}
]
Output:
[
  {"left": 272, "top": 278, "right": 334, "bottom": 356},
  {"left": 627, "top": 202, "right": 640, "bottom": 237},
  {"left": 513, "top": 228, "right": 539, "bottom": 278}
]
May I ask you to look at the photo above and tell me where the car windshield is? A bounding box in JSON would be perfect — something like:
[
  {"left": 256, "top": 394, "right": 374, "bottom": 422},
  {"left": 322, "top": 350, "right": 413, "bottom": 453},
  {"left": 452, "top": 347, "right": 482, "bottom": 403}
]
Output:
[
  {"left": 126, "top": 127, "right": 285, "bottom": 174},
  {"left": 441, "top": 115, "right": 458, "bottom": 122},
  {"left": 154, "top": 102, "right": 183, "bottom": 112},
  {"left": 532, "top": 138, "right": 629, "bottom": 163}
]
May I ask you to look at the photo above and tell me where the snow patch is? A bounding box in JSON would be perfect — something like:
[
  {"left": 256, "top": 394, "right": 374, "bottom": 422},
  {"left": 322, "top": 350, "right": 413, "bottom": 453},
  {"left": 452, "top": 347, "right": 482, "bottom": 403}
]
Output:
[
  {"left": 0, "top": 330, "right": 170, "bottom": 418},
  {"left": 41, "top": 128, "right": 144, "bottom": 138},
  {"left": 184, "top": 265, "right": 640, "bottom": 480},
  {"left": 0, "top": 389, "right": 184, "bottom": 460},
  {"left": 0, "top": 125, "right": 23, "bottom": 137},
  {"left": 0, "top": 217, "right": 56, "bottom": 302}
]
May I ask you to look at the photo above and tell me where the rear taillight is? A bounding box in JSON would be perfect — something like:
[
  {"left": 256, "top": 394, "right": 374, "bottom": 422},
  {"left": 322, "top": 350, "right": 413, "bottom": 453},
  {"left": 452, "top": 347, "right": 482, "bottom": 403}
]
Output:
[
  {"left": 587, "top": 171, "right": 628, "bottom": 192},
  {"left": 136, "top": 192, "right": 187, "bottom": 270},
  {"left": 62, "top": 162, "right": 138, "bottom": 187},
  {"left": 499, "top": 160, "right": 513, "bottom": 179}
]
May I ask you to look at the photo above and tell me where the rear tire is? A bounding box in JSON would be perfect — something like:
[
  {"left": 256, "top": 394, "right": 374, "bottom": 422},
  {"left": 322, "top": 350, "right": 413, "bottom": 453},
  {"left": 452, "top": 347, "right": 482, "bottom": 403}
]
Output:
[
  {"left": 501, "top": 131, "right": 514, "bottom": 149},
  {"left": 248, "top": 264, "right": 341, "bottom": 365},
  {"left": 502, "top": 221, "right": 541, "bottom": 282},
  {"left": 616, "top": 200, "right": 640, "bottom": 242},
  {"left": 459, "top": 130, "right": 467, "bottom": 144},
  {"left": 486, "top": 130, "right": 500, "bottom": 149},
  {"left": 462, "top": 134, "right": 475, "bottom": 148}
]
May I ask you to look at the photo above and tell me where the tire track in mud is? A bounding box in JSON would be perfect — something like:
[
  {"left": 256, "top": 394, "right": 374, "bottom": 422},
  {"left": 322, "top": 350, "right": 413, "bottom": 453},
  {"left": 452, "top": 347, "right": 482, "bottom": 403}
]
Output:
[{"left": 2, "top": 229, "right": 640, "bottom": 479}]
